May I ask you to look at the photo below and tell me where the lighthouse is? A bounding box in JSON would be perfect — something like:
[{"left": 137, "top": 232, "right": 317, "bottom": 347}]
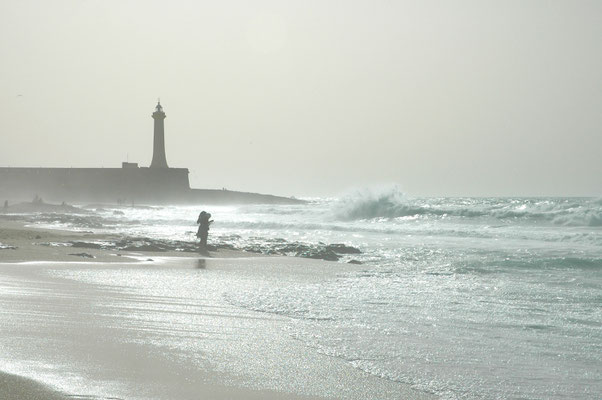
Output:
[{"left": 150, "top": 101, "right": 169, "bottom": 168}]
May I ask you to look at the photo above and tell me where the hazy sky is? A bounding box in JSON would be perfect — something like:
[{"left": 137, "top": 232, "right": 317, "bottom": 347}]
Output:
[{"left": 1, "top": 0, "right": 600, "bottom": 197}]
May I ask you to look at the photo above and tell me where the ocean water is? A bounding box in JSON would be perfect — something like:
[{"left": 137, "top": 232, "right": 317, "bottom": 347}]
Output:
[{"left": 27, "top": 189, "right": 602, "bottom": 399}]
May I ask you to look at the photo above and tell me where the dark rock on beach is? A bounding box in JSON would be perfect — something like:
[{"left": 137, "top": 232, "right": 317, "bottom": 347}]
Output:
[
  {"left": 47, "top": 233, "right": 360, "bottom": 264},
  {"left": 114, "top": 238, "right": 172, "bottom": 252},
  {"left": 326, "top": 243, "right": 361, "bottom": 254},
  {"left": 296, "top": 248, "right": 340, "bottom": 262},
  {"left": 113, "top": 237, "right": 216, "bottom": 253},
  {"left": 65, "top": 237, "right": 207, "bottom": 254},
  {"left": 70, "top": 241, "right": 103, "bottom": 249},
  {"left": 120, "top": 244, "right": 168, "bottom": 252},
  {"left": 68, "top": 252, "right": 95, "bottom": 258},
  {"left": 236, "top": 238, "right": 361, "bottom": 262}
]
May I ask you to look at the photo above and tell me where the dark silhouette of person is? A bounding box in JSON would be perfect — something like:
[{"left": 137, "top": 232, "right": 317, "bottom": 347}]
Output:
[{"left": 196, "top": 211, "right": 213, "bottom": 249}]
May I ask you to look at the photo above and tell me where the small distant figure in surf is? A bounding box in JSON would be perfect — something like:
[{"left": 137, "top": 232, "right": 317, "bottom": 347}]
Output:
[
  {"left": 3, "top": 200, "right": 7, "bottom": 210},
  {"left": 196, "top": 211, "right": 213, "bottom": 250}
]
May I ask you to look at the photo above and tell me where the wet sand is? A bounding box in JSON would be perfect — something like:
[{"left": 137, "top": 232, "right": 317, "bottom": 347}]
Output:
[
  {"left": 0, "top": 371, "right": 71, "bottom": 400},
  {"left": 0, "top": 221, "right": 435, "bottom": 400}
]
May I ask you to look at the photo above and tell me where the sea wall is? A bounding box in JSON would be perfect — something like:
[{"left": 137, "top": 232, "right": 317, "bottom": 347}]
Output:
[
  {"left": 0, "top": 167, "right": 190, "bottom": 203},
  {"left": 186, "top": 189, "right": 303, "bottom": 205}
]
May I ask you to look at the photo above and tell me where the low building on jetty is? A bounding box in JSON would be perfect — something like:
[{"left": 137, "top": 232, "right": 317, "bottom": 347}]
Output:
[{"left": 0, "top": 102, "right": 301, "bottom": 205}]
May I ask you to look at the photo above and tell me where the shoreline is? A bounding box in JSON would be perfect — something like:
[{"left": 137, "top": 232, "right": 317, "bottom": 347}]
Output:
[
  {"left": 0, "top": 217, "right": 254, "bottom": 264},
  {"left": 0, "top": 218, "right": 435, "bottom": 400}
]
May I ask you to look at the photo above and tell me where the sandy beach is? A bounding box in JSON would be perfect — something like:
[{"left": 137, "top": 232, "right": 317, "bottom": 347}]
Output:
[
  {"left": 0, "top": 219, "right": 434, "bottom": 400},
  {"left": 0, "top": 371, "right": 72, "bottom": 400}
]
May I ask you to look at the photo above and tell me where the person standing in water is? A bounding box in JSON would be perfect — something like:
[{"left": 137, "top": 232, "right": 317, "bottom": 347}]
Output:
[{"left": 196, "top": 211, "right": 213, "bottom": 249}]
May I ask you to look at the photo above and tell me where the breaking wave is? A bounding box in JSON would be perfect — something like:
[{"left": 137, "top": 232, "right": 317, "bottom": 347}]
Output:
[
  {"left": 333, "top": 186, "right": 430, "bottom": 220},
  {"left": 333, "top": 186, "right": 602, "bottom": 227},
  {"left": 552, "top": 210, "right": 602, "bottom": 227}
]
